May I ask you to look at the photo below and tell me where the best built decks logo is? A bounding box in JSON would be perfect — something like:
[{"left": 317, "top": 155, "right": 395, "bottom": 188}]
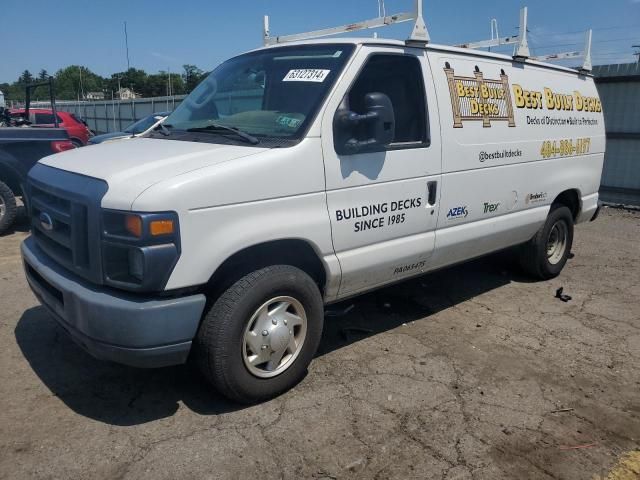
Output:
[
  {"left": 444, "top": 63, "right": 516, "bottom": 128},
  {"left": 447, "top": 206, "right": 468, "bottom": 220}
]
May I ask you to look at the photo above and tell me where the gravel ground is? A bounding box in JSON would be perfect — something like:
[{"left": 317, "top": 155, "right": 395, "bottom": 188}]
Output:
[{"left": 0, "top": 207, "right": 639, "bottom": 480}]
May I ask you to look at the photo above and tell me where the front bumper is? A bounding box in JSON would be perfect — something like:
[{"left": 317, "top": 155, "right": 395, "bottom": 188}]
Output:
[{"left": 21, "top": 236, "right": 206, "bottom": 368}]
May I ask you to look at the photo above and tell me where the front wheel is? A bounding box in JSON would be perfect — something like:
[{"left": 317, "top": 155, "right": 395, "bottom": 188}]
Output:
[
  {"left": 519, "top": 204, "right": 574, "bottom": 280},
  {"left": 194, "top": 265, "right": 324, "bottom": 404},
  {"left": 0, "top": 180, "right": 17, "bottom": 235}
]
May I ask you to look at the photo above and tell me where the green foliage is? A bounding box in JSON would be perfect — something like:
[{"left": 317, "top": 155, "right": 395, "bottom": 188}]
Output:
[
  {"left": 53, "top": 65, "right": 105, "bottom": 101},
  {"left": 2, "top": 63, "right": 202, "bottom": 103},
  {"left": 182, "top": 64, "right": 205, "bottom": 93}
]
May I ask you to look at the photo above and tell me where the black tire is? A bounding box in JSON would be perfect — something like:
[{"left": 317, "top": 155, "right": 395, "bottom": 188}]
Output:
[
  {"left": 195, "top": 265, "right": 324, "bottom": 404},
  {"left": 71, "top": 139, "right": 83, "bottom": 148},
  {"left": 519, "top": 204, "right": 574, "bottom": 280},
  {"left": 0, "top": 180, "right": 18, "bottom": 236}
]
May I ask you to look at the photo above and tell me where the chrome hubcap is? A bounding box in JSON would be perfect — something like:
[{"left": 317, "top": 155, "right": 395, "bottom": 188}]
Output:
[
  {"left": 0, "top": 195, "right": 5, "bottom": 219},
  {"left": 546, "top": 220, "right": 568, "bottom": 265},
  {"left": 242, "top": 296, "right": 307, "bottom": 378}
]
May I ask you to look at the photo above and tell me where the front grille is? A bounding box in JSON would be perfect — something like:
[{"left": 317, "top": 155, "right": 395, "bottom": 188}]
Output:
[
  {"left": 30, "top": 185, "right": 89, "bottom": 271},
  {"left": 27, "top": 164, "right": 108, "bottom": 285}
]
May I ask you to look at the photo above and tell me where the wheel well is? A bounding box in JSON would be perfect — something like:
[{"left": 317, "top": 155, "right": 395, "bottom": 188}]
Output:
[
  {"left": 205, "top": 239, "right": 327, "bottom": 299},
  {"left": 0, "top": 164, "right": 22, "bottom": 196},
  {"left": 552, "top": 189, "right": 580, "bottom": 221}
]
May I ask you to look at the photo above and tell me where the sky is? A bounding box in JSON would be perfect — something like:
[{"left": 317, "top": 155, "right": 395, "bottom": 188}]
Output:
[{"left": 1, "top": 0, "right": 639, "bottom": 83}]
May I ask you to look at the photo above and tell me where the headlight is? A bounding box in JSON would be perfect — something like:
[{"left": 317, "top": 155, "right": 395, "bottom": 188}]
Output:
[{"left": 101, "top": 210, "right": 181, "bottom": 291}]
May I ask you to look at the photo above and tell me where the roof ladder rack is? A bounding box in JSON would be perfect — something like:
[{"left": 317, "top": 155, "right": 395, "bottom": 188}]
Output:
[
  {"left": 262, "top": 0, "right": 430, "bottom": 47},
  {"left": 531, "top": 29, "right": 593, "bottom": 73},
  {"left": 454, "top": 6, "right": 529, "bottom": 58},
  {"left": 454, "top": 6, "right": 592, "bottom": 73}
]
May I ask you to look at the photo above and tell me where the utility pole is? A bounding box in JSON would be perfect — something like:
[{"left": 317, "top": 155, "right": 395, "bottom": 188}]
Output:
[
  {"left": 78, "top": 66, "right": 84, "bottom": 100},
  {"left": 633, "top": 45, "right": 640, "bottom": 63},
  {"left": 124, "top": 21, "right": 130, "bottom": 71}
]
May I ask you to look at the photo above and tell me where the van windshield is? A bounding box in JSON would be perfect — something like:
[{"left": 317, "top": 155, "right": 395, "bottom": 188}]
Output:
[{"left": 164, "top": 44, "right": 354, "bottom": 142}]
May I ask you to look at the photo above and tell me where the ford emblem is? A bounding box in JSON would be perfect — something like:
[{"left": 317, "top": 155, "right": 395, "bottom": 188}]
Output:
[{"left": 39, "top": 212, "right": 54, "bottom": 231}]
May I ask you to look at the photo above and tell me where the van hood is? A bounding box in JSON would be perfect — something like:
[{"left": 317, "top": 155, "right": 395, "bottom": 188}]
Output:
[{"left": 40, "top": 137, "right": 268, "bottom": 210}]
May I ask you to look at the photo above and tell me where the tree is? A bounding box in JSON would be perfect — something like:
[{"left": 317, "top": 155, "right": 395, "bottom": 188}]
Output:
[
  {"left": 38, "top": 69, "right": 49, "bottom": 80},
  {"left": 108, "top": 68, "right": 147, "bottom": 96},
  {"left": 54, "top": 65, "right": 105, "bottom": 100},
  {"left": 18, "top": 70, "right": 33, "bottom": 84},
  {"left": 182, "top": 64, "right": 204, "bottom": 93}
]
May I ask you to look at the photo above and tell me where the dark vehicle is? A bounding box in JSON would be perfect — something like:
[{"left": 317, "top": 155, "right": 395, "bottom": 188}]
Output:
[
  {"left": 0, "top": 128, "right": 73, "bottom": 234},
  {"left": 0, "top": 79, "right": 74, "bottom": 234},
  {"left": 89, "top": 111, "right": 170, "bottom": 144}
]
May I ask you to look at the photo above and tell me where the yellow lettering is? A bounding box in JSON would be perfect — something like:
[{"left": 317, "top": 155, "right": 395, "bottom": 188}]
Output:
[
  {"left": 456, "top": 81, "right": 465, "bottom": 97},
  {"left": 470, "top": 99, "right": 479, "bottom": 114},
  {"left": 513, "top": 84, "right": 525, "bottom": 108},
  {"left": 544, "top": 88, "right": 555, "bottom": 110}
]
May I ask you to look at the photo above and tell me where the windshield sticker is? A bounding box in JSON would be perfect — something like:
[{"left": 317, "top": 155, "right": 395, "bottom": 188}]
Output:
[
  {"left": 283, "top": 69, "right": 330, "bottom": 82},
  {"left": 276, "top": 115, "right": 302, "bottom": 129}
]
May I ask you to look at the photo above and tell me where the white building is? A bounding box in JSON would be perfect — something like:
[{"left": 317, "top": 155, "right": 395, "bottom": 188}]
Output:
[
  {"left": 86, "top": 91, "right": 105, "bottom": 100},
  {"left": 117, "top": 88, "right": 138, "bottom": 100}
]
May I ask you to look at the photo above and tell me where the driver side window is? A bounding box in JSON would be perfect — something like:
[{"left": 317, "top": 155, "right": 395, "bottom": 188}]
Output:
[{"left": 347, "top": 54, "right": 428, "bottom": 145}]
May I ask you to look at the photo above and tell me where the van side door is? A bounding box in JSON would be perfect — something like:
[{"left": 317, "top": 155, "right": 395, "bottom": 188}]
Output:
[{"left": 321, "top": 46, "right": 442, "bottom": 298}]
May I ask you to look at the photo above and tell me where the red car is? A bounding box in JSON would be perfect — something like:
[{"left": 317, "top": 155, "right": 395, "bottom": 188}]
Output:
[{"left": 10, "top": 108, "right": 93, "bottom": 147}]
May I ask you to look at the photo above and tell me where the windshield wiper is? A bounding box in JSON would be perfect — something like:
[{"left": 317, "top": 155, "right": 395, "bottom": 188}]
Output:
[
  {"left": 186, "top": 123, "right": 260, "bottom": 145},
  {"left": 154, "top": 122, "right": 171, "bottom": 136}
]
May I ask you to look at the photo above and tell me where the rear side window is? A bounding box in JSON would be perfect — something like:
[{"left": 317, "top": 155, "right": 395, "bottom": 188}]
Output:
[
  {"left": 34, "top": 113, "right": 64, "bottom": 124},
  {"left": 347, "top": 54, "right": 428, "bottom": 145}
]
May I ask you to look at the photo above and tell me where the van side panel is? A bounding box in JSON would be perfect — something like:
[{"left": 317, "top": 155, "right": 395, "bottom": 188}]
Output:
[
  {"left": 426, "top": 51, "right": 605, "bottom": 266},
  {"left": 134, "top": 138, "right": 342, "bottom": 297}
]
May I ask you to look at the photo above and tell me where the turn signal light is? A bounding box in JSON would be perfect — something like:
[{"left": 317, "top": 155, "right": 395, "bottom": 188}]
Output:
[
  {"left": 150, "top": 219, "right": 174, "bottom": 236},
  {"left": 125, "top": 215, "right": 143, "bottom": 237}
]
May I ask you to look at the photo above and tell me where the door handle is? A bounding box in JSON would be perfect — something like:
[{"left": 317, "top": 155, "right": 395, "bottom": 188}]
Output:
[{"left": 427, "top": 181, "right": 437, "bottom": 206}]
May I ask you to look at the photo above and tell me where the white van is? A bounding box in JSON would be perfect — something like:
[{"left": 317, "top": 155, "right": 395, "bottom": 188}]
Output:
[{"left": 21, "top": 8, "right": 604, "bottom": 403}]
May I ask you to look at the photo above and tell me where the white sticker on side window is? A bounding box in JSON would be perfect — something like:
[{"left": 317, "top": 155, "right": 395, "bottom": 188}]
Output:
[{"left": 282, "top": 69, "right": 330, "bottom": 82}]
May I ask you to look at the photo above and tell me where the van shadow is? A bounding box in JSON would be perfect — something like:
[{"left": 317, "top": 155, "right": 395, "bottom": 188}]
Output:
[
  {"left": 318, "top": 250, "right": 527, "bottom": 357},
  {"left": 15, "top": 250, "right": 529, "bottom": 426},
  {"left": 339, "top": 151, "right": 386, "bottom": 180}
]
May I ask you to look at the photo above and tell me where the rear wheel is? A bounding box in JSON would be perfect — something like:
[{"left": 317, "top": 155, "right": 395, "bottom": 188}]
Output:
[
  {"left": 195, "top": 265, "right": 324, "bottom": 404},
  {"left": 0, "top": 181, "right": 17, "bottom": 235},
  {"left": 71, "top": 139, "right": 83, "bottom": 148},
  {"left": 520, "top": 204, "right": 574, "bottom": 279}
]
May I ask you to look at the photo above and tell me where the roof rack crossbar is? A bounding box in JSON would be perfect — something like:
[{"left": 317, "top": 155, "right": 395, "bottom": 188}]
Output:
[
  {"left": 454, "top": 6, "right": 529, "bottom": 56},
  {"left": 531, "top": 29, "right": 593, "bottom": 72},
  {"left": 263, "top": 0, "right": 429, "bottom": 46}
]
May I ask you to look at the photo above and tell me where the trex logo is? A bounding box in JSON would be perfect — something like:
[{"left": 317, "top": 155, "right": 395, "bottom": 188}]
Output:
[
  {"left": 483, "top": 202, "right": 500, "bottom": 214},
  {"left": 447, "top": 206, "right": 468, "bottom": 219}
]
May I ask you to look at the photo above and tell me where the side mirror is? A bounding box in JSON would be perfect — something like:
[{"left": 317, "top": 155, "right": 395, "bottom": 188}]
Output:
[{"left": 333, "top": 92, "right": 395, "bottom": 155}]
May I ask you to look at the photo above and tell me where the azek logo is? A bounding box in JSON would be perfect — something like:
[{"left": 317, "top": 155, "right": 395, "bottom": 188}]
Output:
[
  {"left": 447, "top": 206, "right": 468, "bottom": 219},
  {"left": 483, "top": 202, "right": 500, "bottom": 214}
]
